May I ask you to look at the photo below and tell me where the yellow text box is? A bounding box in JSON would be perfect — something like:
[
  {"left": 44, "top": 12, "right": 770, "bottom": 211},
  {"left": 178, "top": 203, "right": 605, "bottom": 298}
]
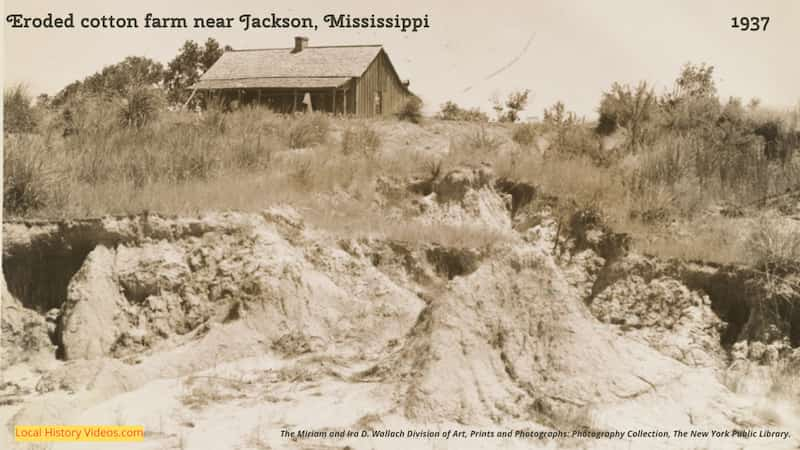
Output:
[{"left": 15, "top": 425, "right": 144, "bottom": 442}]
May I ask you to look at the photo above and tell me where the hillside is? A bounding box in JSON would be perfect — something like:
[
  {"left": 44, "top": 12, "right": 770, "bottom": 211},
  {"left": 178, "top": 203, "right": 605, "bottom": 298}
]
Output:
[{"left": 2, "top": 113, "right": 800, "bottom": 448}]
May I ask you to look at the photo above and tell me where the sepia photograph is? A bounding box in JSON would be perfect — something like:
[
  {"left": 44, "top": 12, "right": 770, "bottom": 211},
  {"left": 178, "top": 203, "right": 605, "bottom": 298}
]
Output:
[{"left": 2, "top": 0, "right": 799, "bottom": 448}]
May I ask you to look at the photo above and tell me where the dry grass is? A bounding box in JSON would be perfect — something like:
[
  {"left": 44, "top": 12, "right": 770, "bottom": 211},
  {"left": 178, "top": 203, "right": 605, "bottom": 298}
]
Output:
[
  {"left": 179, "top": 375, "right": 247, "bottom": 410},
  {"left": 450, "top": 126, "right": 505, "bottom": 159},
  {"left": 511, "top": 123, "right": 538, "bottom": 147},
  {"left": 4, "top": 84, "right": 39, "bottom": 134},
  {"left": 768, "top": 358, "right": 800, "bottom": 403},
  {"left": 745, "top": 215, "right": 800, "bottom": 268},
  {"left": 727, "top": 358, "right": 800, "bottom": 427},
  {"left": 286, "top": 112, "right": 330, "bottom": 148},
  {"left": 306, "top": 204, "right": 512, "bottom": 250},
  {"left": 5, "top": 98, "right": 797, "bottom": 266},
  {"left": 619, "top": 217, "right": 746, "bottom": 264},
  {"left": 4, "top": 118, "right": 506, "bottom": 250},
  {"left": 3, "top": 134, "right": 69, "bottom": 216},
  {"left": 341, "top": 123, "right": 381, "bottom": 158}
]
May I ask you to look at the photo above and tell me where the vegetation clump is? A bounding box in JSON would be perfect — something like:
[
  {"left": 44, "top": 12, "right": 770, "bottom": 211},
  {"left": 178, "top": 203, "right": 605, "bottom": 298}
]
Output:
[
  {"left": 118, "top": 87, "right": 164, "bottom": 129},
  {"left": 286, "top": 113, "right": 330, "bottom": 148},
  {"left": 438, "top": 101, "right": 489, "bottom": 122},
  {"left": 342, "top": 124, "right": 382, "bottom": 157},
  {"left": 492, "top": 89, "right": 531, "bottom": 123},
  {"left": 511, "top": 123, "right": 537, "bottom": 146},
  {"left": 4, "top": 85, "right": 38, "bottom": 135},
  {"left": 396, "top": 97, "right": 423, "bottom": 124},
  {"left": 4, "top": 55, "right": 800, "bottom": 268}
]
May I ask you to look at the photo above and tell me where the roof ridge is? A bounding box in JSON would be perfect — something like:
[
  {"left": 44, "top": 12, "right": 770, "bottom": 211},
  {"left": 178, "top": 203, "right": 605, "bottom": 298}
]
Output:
[
  {"left": 203, "top": 76, "right": 353, "bottom": 81},
  {"left": 227, "top": 44, "right": 383, "bottom": 52}
]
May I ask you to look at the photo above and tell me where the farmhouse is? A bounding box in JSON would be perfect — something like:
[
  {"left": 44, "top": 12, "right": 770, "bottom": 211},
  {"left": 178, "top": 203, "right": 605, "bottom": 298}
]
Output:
[{"left": 192, "top": 36, "right": 415, "bottom": 116}]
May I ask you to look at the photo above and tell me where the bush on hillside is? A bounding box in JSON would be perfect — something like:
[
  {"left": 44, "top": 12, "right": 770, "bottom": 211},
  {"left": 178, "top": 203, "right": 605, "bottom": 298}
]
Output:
[
  {"left": 448, "top": 127, "right": 504, "bottom": 164},
  {"left": 597, "top": 82, "right": 658, "bottom": 152},
  {"left": 342, "top": 124, "right": 382, "bottom": 158},
  {"left": 199, "top": 97, "right": 228, "bottom": 134},
  {"left": 745, "top": 216, "right": 800, "bottom": 269},
  {"left": 118, "top": 86, "right": 164, "bottom": 129},
  {"left": 397, "top": 97, "right": 423, "bottom": 124},
  {"left": 4, "top": 85, "right": 38, "bottom": 134},
  {"left": 492, "top": 89, "right": 531, "bottom": 123},
  {"left": 438, "top": 101, "right": 489, "bottom": 122},
  {"left": 60, "top": 93, "right": 118, "bottom": 136},
  {"left": 753, "top": 118, "right": 800, "bottom": 163},
  {"left": 511, "top": 123, "right": 538, "bottom": 146},
  {"left": 541, "top": 102, "right": 602, "bottom": 161},
  {"left": 595, "top": 111, "right": 617, "bottom": 136},
  {"left": 286, "top": 113, "right": 330, "bottom": 148},
  {"left": 3, "top": 136, "right": 65, "bottom": 215}
]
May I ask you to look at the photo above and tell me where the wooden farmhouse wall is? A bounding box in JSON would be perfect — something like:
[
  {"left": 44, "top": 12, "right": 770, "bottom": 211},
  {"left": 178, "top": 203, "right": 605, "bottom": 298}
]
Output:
[{"left": 354, "top": 50, "right": 412, "bottom": 117}]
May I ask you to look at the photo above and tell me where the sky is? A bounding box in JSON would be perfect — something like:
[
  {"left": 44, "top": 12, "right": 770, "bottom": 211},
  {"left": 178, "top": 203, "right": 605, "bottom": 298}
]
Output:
[{"left": 3, "top": 0, "right": 799, "bottom": 118}]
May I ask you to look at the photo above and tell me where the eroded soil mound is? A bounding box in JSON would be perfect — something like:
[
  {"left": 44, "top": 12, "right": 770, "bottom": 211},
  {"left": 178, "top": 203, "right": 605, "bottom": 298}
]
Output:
[
  {"left": 4, "top": 210, "right": 425, "bottom": 364},
  {"left": 590, "top": 253, "right": 800, "bottom": 350},
  {"left": 2, "top": 172, "right": 799, "bottom": 449}
]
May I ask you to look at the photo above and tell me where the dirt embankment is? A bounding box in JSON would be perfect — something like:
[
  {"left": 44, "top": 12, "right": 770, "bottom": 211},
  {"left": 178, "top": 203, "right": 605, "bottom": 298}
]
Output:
[{"left": 2, "top": 167, "right": 799, "bottom": 449}]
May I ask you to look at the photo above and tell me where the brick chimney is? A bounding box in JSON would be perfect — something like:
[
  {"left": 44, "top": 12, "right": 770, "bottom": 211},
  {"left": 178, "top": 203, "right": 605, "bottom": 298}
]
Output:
[{"left": 293, "top": 36, "right": 308, "bottom": 53}]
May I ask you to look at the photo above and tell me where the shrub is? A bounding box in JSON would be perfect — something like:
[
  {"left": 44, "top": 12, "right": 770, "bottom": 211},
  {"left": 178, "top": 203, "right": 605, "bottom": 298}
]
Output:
[
  {"left": 745, "top": 216, "right": 800, "bottom": 269},
  {"left": 625, "top": 133, "right": 733, "bottom": 215},
  {"left": 342, "top": 124, "right": 382, "bottom": 157},
  {"left": 124, "top": 149, "right": 158, "bottom": 189},
  {"left": 463, "top": 127, "right": 503, "bottom": 152},
  {"left": 200, "top": 97, "right": 228, "bottom": 134},
  {"left": 3, "top": 85, "right": 38, "bottom": 134},
  {"left": 118, "top": 87, "right": 164, "bottom": 129},
  {"left": 226, "top": 105, "right": 283, "bottom": 135},
  {"left": 753, "top": 118, "right": 799, "bottom": 163},
  {"left": 448, "top": 126, "right": 504, "bottom": 164},
  {"left": 560, "top": 126, "right": 603, "bottom": 162},
  {"left": 542, "top": 102, "right": 601, "bottom": 161},
  {"left": 628, "top": 185, "right": 677, "bottom": 224},
  {"left": 543, "top": 102, "right": 577, "bottom": 147},
  {"left": 512, "top": 123, "right": 537, "bottom": 146},
  {"left": 597, "top": 82, "right": 658, "bottom": 152},
  {"left": 3, "top": 136, "right": 65, "bottom": 215},
  {"left": 396, "top": 97, "right": 423, "bottom": 124},
  {"left": 60, "top": 93, "right": 118, "bottom": 136},
  {"left": 595, "top": 111, "right": 617, "bottom": 136},
  {"left": 231, "top": 134, "right": 276, "bottom": 170},
  {"left": 659, "top": 63, "right": 721, "bottom": 136},
  {"left": 286, "top": 113, "right": 329, "bottom": 148},
  {"left": 492, "top": 89, "right": 531, "bottom": 123},
  {"left": 168, "top": 145, "right": 218, "bottom": 182},
  {"left": 628, "top": 137, "right": 689, "bottom": 190},
  {"left": 712, "top": 124, "right": 768, "bottom": 198},
  {"left": 437, "top": 101, "right": 489, "bottom": 122},
  {"left": 289, "top": 158, "right": 315, "bottom": 188}
]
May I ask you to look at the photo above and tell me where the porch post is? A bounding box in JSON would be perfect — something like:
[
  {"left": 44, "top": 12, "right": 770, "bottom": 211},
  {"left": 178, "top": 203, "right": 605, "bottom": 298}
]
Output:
[{"left": 354, "top": 84, "right": 359, "bottom": 116}]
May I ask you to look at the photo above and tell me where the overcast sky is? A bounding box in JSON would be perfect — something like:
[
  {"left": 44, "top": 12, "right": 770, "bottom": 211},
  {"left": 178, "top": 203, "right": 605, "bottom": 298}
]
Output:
[{"left": 4, "top": 0, "right": 799, "bottom": 118}]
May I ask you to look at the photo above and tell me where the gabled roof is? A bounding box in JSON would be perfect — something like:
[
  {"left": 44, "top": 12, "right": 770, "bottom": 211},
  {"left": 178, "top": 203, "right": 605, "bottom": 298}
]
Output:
[
  {"left": 194, "top": 77, "right": 351, "bottom": 90},
  {"left": 194, "top": 45, "right": 383, "bottom": 89}
]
